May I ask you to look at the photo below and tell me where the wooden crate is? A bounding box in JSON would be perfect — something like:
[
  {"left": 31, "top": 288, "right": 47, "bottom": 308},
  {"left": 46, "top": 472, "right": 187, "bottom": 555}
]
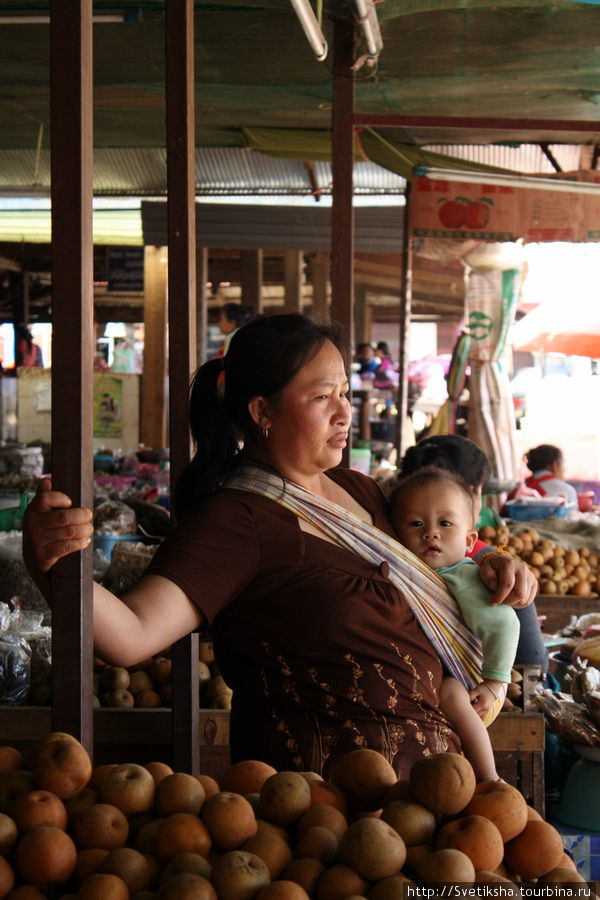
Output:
[
  {"left": 535, "top": 594, "right": 600, "bottom": 635},
  {"left": 489, "top": 711, "right": 545, "bottom": 816},
  {"left": 0, "top": 707, "right": 231, "bottom": 783}
]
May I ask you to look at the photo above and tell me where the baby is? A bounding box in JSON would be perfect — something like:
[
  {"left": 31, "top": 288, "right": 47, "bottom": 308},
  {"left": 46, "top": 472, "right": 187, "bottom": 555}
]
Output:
[{"left": 389, "top": 466, "right": 520, "bottom": 782}]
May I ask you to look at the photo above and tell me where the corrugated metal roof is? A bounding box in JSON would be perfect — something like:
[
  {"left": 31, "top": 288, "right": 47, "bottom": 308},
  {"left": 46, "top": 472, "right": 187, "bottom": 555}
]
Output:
[{"left": 0, "top": 144, "right": 586, "bottom": 198}]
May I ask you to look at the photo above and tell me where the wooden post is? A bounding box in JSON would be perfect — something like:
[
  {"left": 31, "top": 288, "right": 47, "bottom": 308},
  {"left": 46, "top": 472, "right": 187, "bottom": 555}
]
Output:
[
  {"left": 165, "top": 0, "right": 200, "bottom": 775},
  {"left": 330, "top": 17, "right": 354, "bottom": 340},
  {"left": 196, "top": 247, "right": 208, "bottom": 365},
  {"left": 240, "top": 249, "right": 263, "bottom": 313},
  {"left": 141, "top": 246, "right": 168, "bottom": 449},
  {"left": 311, "top": 251, "right": 329, "bottom": 321},
  {"left": 49, "top": 0, "right": 94, "bottom": 751},
  {"left": 283, "top": 250, "right": 303, "bottom": 312},
  {"left": 395, "top": 182, "right": 412, "bottom": 459},
  {"left": 331, "top": 17, "right": 355, "bottom": 468}
]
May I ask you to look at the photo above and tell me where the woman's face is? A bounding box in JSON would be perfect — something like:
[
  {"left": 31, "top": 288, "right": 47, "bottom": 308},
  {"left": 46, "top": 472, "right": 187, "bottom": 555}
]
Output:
[
  {"left": 219, "top": 309, "right": 236, "bottom": 335},
  {"left": 257, "top": 340, "right": 351, "bottom": 485}
]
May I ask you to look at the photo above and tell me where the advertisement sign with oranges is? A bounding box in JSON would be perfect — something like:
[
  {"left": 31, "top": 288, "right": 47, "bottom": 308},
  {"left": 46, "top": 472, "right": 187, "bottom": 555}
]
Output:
[{"left": 410, "top": 174, "right": 600, "bottom": 243}]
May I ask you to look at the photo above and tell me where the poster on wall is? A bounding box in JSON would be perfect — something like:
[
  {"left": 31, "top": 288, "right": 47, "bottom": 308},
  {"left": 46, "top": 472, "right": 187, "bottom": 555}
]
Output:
[
  {"left": 93, "top": 376, "right": 123, "bottom": 438},
  {"left": 410, "top": 172, "right": 600, "bottom": 243}
]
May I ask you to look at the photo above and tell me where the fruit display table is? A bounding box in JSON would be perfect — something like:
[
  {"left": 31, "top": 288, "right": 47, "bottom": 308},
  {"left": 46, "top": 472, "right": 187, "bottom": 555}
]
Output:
[{"left": 488, "top": 712, "right": 545, "bottom": 816}]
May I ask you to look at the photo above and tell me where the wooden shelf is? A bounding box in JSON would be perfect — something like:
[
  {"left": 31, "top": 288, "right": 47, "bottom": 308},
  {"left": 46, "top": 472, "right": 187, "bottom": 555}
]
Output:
[{"left": 535, "top": 594, "right": 600, "bottom": 634}]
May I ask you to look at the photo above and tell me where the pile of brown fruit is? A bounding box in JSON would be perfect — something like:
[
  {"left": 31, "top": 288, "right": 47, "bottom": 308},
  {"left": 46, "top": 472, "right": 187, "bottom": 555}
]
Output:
[
  {"left": 479, "top": 524, "right": 600, "bottom": 596},
  {"left": 0, "top": 736, "right": 580, "bottom": 898}
]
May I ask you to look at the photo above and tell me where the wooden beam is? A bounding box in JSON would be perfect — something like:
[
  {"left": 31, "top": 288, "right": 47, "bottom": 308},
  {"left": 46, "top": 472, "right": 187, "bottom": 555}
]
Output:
[
  {"left": 141, "top": 246, "right": 168, "bottom": 449},
  {"left": 352, "top": 113, "right": 600, "bottom": 134},
  {"left": 396, "top": 182, "right": 412, "bottom": 459},
  {"left": 310, "top": 251, "right": 329, "bottom": 320},
  {"left": 49, "top": 0, "right": 94, "bottom": 751},
  {"left": 196, "top": 247, "right": 208, "bottom": 365},
  {"left": 165, "top": 0, "right": 200, "bottom": 776}
]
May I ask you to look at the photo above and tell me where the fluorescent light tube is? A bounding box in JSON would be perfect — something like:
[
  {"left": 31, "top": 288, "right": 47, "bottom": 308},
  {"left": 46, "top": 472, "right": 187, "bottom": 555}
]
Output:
[
  {"left": 289, "top": 0, "right": 328, "bottom": 62},
  {"left": 354, "top": 0, "right": 382, "bottom": 59},
  {"left": 414, "top": 166, "right": 600, "bottom": 196}
]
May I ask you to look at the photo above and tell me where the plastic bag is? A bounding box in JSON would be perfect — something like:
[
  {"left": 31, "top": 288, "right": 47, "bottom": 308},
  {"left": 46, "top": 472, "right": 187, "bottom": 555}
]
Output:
[
  {"left": 93, "top": 499, "right": 137, "bottom": 535},
  {"left": 0, "top": 599, "right": 51, "bottom": 705}
]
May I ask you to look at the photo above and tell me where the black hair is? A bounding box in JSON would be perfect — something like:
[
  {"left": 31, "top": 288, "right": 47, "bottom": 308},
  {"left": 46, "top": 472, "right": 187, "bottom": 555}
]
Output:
[
  {"left": 389, "top": 465, "right": 475, "bottom": 522},
  {"left": 221, "top": 303, "right": 255, "bottom": 330},
  {"left": 525, "top": 443, "right": 562, "bottom": 473},
  {"left": 174, "top": 313, "right": 348, "bottom": 518},
  {"left": 399, "top": 434, "right": 492, "bottom": 491},
  {"left": 376, "top": 341, "right": 390, "bottom": 356}
]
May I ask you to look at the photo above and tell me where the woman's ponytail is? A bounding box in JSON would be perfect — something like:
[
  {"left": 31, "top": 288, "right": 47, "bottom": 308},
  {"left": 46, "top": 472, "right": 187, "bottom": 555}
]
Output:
[{"left": 173, "top": 358, "right": 239, "bottom": 518}]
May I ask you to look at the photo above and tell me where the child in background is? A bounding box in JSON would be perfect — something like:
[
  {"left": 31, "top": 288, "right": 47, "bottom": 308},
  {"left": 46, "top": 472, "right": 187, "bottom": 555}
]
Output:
[{"left": 390, "top": 466, "right": 520, "bottom": 782}]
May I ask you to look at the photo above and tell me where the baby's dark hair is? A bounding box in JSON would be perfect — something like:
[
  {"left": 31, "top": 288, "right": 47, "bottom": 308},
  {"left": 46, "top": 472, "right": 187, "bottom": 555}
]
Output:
[
  {"left": 400, "top": 434, "right": 491, "bottom": 491},
  {"left": 221, "top": 302, "right": 255, "bottom": 329},
  {"left": 389, "top": 465, "right": 476, "bottom": 523},
  {"left": 525, "top": 443, "right": 562, "bottom": 473}
]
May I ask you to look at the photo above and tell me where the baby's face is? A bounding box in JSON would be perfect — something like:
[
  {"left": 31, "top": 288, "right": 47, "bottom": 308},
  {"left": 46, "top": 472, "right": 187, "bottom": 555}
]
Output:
[{"left": 392, "top": 480, "right": 477, "bottom": 570}]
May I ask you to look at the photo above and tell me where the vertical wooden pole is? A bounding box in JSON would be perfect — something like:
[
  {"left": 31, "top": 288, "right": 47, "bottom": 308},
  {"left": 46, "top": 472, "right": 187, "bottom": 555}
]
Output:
[
  {"left": 240, "top": 249, "right": 263, "bottom": 313},
  {"left": 196, "top": 247, "right": 208, "bottom": 365},
  {"left": 141, "top": 246, "right": 168, "bottom": 449},
  {"left": 330, "top": 17, "right": 354, "bottom": 339},
  {"left": 283, "top": 250, "right": 303, "bottom": 312},
  {"left": 396, "top": 182, "right": 413, "bottom": 459},
  {"left": 165, "top": 0, "right": 199, "bottom": 775},
  {"left": 49, "top": 0, "right": 94, "bottom": 750},
  {"left": 331, "top": 17, "right": 355, "bottom": 467},
  {"left": 311, "top": 251, "right": 329, "bottom": 321}
]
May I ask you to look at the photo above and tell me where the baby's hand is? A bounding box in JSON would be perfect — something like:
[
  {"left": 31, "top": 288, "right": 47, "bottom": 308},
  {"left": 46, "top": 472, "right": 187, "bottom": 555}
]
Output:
[{"left": 468, "top": 680, "right": 507, "bottom": 721}]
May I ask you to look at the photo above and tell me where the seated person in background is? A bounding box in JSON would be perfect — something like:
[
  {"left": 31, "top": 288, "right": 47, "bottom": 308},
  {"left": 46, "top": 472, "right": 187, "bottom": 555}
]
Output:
[
  {"left": 373, "top": 341, "right": 399, "bottom": 389},
  {"left": 354, "top": 341, "right": 379, "bottom": 378},
  {"left": 520, "top": 443, "right": 578, "bottom": 507},
  {"left": 390, "top": 466, "right": 520, "bottom": 782},
  {"left": 399, "top": 434, "right": 549, "bottom": 677}
]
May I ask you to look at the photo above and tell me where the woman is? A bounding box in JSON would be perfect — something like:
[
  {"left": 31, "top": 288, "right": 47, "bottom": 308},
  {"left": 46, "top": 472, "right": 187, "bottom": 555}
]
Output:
[
  {"left": 217, "top": 302, "right": 255, "bottom": 356},
  {"left": 522, "top": 444, "right": 578, "bottom": 507},
  {"left": 23, "top": 315, "right": 536, "bottom": 777},
  {"left": 399, "top": 434, "right": 548, "bottom": 675}
]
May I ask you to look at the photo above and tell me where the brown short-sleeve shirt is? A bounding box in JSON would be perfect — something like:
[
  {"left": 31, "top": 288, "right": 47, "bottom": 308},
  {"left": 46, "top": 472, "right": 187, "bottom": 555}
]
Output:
[{"left": 147, "top": 467, "right": 459, "bottom": 777}]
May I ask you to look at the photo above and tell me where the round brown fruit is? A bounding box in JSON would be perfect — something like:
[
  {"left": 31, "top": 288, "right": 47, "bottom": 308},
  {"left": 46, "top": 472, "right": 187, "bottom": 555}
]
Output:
[
  {"left": 0, "top": 811, "right": 17, "bottom": 856},
  {"left": 77, "top": 872, "right": 129, "bottom": 900},
  {"left": 381, "top": 800, "right": 436, "bottom": 846},
  {"left": 98, "top": 763, "right": 156, "bottom": 816},
  {"left": 242, "top": 830, "right": 293, "bottom": 879},
  {"left": 367, "top": 874, "right": 415, "bottom": 899},
  {"left": 0, "top": 856, "right": 14, "bottom": 897},
  {"left": 435, "top": 814, "right": 504, "bottom": 872},
  {"left": 0, "top": 746, "right": 23, "bottom": 777},
  {"left": 0, "top": 770, "right": 35, "bottom": 815},
  {"left": 504, "top": 820, "right": 564, "bottom": 880},
  {"left": 100, "top": 846, "right": 150, "bottom": 893},
  {"left": 15, "top": 824, "right": 77, "bottom": 888},
  {"left": 259, "top": 772, "right": 311, "bottom": 826},
  {"left": 221, "top": 760, "right": 278, "bottom": 795},
  {"left": 2, "top": 886, "right": 45, "bottom": 899},
  {"left": 409, "top": 752, "right": 475, "bottom": 816},
  {"left": 64, "top": 787, "right": 98, "bottom": 823},
  {"left": 417, "top": 848, "right": 476, "bottom": 885},
  {"left": 156, "top": 812, "right": 212, "bottom": 863},
  {"left": 337, "top": 817, "right": 406, "bottom": 881},
  {"left": 293, "top": 825, "right": 338, "bottom": 865},
  {"left": 307, "top": 781, "right": 347, "bottom": 813},
  {"left": 202, "top": 791, "right": 257, "bottom": 850},
  {"left": 210, "top": 850, "right": 270, "bottom": 899},
  {"left": 331, "top": 748, "right": 396, "bottom": 812},
  {"left": 255, "top": 882, "right": 310, "bottom": 900},
  {"left": 159, "top": 851, "right": 212, "bottom": 883},
  {"left": 154, "top": 772, "right": 205, "bottom": 816},
  {"left": 157, "top": 871, "right": 217, "bottom": 899},
  {"left": 314, "top": 863, "right": 369, "bottom": 900},
  {"left": 144, "top": 761, "right": 174, "bottom": 786},
  {"left": 196, "top": 773, "right": 221, "bottom": 799},
  {"left": 12, "top": 789, "right": 67, "bottom": 833},
  {"left": 72, "top": 803, "right": 129, "bottom": 851},
  {"left": 72, "top": 848, "right": 111, "bottom": 885},
  {"left": 30, "top": 738, "right": 92, "bottom": 800},
  {"left": 462, "top": 780, "right": 528, "bottom": 841},
  {"left": 538, "top": 865, "right": 586, "bottom": 884},
  {"left": 297, "top": 804, "right": 347, "bottom": 843},
  {"left": 280, "top": 858, "right": 324, "bottom": 895}
]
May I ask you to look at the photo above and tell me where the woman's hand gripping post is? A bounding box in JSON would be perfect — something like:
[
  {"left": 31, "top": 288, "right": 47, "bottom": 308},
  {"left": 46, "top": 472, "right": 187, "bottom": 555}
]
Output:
[{"left": 477, "top": 551, "right": 537, "bottom": 609}]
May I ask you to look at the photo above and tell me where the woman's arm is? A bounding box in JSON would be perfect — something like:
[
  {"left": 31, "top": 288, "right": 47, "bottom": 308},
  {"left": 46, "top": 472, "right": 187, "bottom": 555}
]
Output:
[{"left": 23, "top": 480, "right": 206, "bottom": 667}]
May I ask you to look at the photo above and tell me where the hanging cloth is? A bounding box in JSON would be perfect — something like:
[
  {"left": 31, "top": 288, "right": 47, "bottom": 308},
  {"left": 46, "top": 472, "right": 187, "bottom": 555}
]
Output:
[{"left": 224, "top": 465, "right": 485, "bottom": 692}]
